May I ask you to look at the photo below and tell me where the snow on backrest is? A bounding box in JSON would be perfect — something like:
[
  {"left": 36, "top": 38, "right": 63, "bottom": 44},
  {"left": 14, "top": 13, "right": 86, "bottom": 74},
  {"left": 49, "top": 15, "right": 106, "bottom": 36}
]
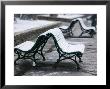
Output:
[
  {"left": 49, "top": 28, "right": 65, "bottom": 42},
  {"left": 39, "top": 28, "right": 68, "bottom": 50},
  {"left": 40, "top": 27, "right": 67, "bottom": 45},
  {"left": 48, "top": 28, "right": 68, "bottom": 49},
  {"left": 76, "top": 18, "right": 96, "bottom": 31},
  {"left": 76, "top": 18, "right": 87, "bottom": 29}
]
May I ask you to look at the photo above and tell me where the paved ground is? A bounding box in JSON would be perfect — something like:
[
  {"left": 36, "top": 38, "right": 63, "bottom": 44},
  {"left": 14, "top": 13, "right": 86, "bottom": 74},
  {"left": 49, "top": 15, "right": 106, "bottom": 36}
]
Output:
[
  {"left": 14, "top": 21, "right": 97, "bottom": 76},
  {"left": 14, "top": 35, "right": 97, "bottom": 76}
]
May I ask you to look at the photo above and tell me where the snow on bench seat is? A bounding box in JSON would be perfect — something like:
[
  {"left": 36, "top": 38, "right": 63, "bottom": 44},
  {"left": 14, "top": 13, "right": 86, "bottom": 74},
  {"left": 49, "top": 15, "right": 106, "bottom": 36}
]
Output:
[
  {"left": 58, "top": 41, "right": 85, "bottom": 53},
  {"left": 15, "top": 41, "right": 35, "bottom": 51},
  {"left": 59, "top": 26, "right": 68, "bottom": 29}
]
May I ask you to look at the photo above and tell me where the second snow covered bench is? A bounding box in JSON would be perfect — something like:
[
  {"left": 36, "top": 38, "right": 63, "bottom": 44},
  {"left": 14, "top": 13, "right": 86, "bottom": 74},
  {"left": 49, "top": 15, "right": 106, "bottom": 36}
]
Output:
[{"left": 59, "top": 18, "right": 96, "bottom": 38}]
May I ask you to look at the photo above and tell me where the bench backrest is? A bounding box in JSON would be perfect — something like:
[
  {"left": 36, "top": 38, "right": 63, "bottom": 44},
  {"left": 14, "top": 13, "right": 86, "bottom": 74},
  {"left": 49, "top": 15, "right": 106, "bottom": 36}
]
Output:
[
  {"left": 41, "top": 28, "right": 68, "bottom": 53},
  {"left": 68, "top": 19, "right": 78, "bottom": 30},
  {"left": 74, "top": 18, "right": 96, "bottom": 31},
  {"left": 30, "top": 35, "right": 49, "bottom": 52},
  {"left": 14, "top": 31, "right": 51, "bottom": 53}
]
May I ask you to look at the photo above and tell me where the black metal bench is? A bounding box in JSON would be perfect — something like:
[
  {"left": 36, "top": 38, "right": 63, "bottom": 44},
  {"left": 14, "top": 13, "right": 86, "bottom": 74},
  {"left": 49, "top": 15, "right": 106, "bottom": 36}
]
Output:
[
  {"left": 44, "top": 28, "right": 85, "bottom": 70},
  {"left": 14, "top": 34, "right": 50, "bottom": 66},
  {"left": 59, "top": 18, "right": 96, "bottom": 38},
  {"left": 14, "top": 28, "right": 85, "bottom": 70}
]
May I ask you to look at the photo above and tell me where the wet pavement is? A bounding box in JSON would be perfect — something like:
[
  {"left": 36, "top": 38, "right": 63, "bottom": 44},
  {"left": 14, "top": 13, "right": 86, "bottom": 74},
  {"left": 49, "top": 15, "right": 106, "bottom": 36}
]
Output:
[
  {"left": 14, "top": 34, "right": 97, "bottom": 76},
  {"left": 14, "top": 20, "right": 97, "bottom": 76}
]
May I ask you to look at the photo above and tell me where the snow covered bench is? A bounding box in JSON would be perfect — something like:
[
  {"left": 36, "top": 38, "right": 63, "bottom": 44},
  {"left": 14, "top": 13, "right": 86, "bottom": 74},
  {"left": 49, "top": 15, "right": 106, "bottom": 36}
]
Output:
[
  {"left": 59, "top": 19, "right": 78, "bottom": 37},
  {"left": 59, "top": 18, "right": 96, "bottom": 37},
  {"left": 14, "top": 28, "right": 85, "bottom": 70},
  {"left": 76, "top": 18, "right": 96, "bottom": 37},
  {"left": 41, "top": 28, "right": 85, "bottom": 70},
  {"left": 14, "top": 34, "right": 50, "bottom": 66}
]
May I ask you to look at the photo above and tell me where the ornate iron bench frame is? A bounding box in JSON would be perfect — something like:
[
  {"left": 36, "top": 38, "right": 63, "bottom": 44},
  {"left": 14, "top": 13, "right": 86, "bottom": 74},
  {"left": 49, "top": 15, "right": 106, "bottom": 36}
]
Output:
[
  {"left": 59, "top": 18, "right": 96, "bottom": 38},
  {"left": 14, "top": 34, "right": 50, "bottom": 66},
  {"left": 59, "top": 19, "right": 78, "bottom": 37},
  {"left": 45, "top": 28, "right": 85, "bottom": 70},
  {"left": 14, "top": 28, "right": 85, "bottom": 70},
  {"left": 77, "top": 18, "right": 96, "bottom": 38},
  {"left": 47, "top": 33, "right": 84, "bottom": 70}
]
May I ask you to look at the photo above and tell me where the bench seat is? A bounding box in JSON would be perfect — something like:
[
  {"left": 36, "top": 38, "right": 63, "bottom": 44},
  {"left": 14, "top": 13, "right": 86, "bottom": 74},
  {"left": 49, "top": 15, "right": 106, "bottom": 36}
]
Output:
[
  {"left": 14, "top": 34, "right": 50, "bottom": 65},
  {"left": 15, "top": 41, "right": 35, "bottom": 51},
  {"left": 59, "top": 42, "right": 85, "bottom": 53},
  {"left": 59, "top": 26, "right": 68, "bottom": 29}
]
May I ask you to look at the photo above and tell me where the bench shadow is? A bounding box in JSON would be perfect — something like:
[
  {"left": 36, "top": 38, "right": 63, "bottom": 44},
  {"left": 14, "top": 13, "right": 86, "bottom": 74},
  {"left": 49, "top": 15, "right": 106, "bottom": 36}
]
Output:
[{"left": 14, "top": 60, "right": 80, "bottom": 76}]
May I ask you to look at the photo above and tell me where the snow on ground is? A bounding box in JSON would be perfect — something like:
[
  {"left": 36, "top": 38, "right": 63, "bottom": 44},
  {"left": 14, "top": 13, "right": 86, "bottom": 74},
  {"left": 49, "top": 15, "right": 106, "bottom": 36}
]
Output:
[
  {"left": 14, "top": 18, "right": 58, "bottom": 33},
  {"left": 39, "top": 14, "right": 84, "bottom": 19},
  {"left": 57, "top": 14, "right": 84, "bottom": 19},
  {"left": 14, "top": 15, "right": 85, "bottom": 33},
  {"left": 14, "top": 37, "right": 97, "bottom": 76},
  {"left": 38, "top": 14, "right": 50, "bottom": 17}
]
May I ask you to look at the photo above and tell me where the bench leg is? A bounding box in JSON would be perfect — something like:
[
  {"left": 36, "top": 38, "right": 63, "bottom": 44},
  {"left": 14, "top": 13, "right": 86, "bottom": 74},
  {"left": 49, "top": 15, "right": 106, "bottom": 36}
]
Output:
[
  {"left": 89, "top": 29, "right": 96, "bottom": 38},
  {"left": 32, "top": 56, "right": 36, "bottom": 66},
  {"left": 14, "top": 58, "right": 20, "bottom": 65},
  {"left": 79, "top": 31, "right": 84, "bottom": 37},
  {"left": 14, "top": 50, "right": 21, "bottom": 65},
  {"left": 54, "top": 58, "right": 80, "bottom": 70},
  {"left": 53, "top": 59, "right": 61, "bottom": 69},
  {"left": 89, "top": 32, "right": 95, "bottom": 38},
  {"left": 32, "top": 55, "right": 43, "bottom": 68},
  {"left": 70, "top": 29, "right": 74, "bottom": 37},
  {"left": 41, "top": 51, "right": 46, "bottom": 61},
  {"left": 32, "top": 61, "right": 36, "bottom": 66},
  {"left": 79, "top": 57, "right": 83, "bottom": 63},
  {"left": 14, "top": 52, "right": 21, "bottom": 65},
  {"left": 72, "top": 59, "right": 80, "bottom": 70},
  {"left": 72, "top": 55, "right": 80, "bottom": 70},
  {"left": 32, "top": 60, "right": 38, "bottom": 69}
]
